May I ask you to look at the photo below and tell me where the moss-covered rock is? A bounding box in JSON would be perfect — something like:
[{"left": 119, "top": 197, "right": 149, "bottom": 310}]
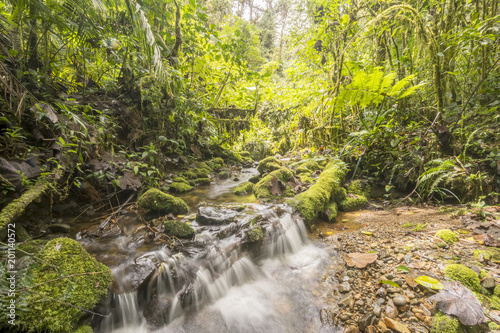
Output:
[
  {"left": 194, "top": 169, "right": 210, "bottom": 179},
  {"left": 234, "top": 182, "right": 254, "bottom": 195},
  {"left": 435, "top": 229, "right": 459, "bottom": 245},
  {"left": 473, "top": 247, "right": 500, "bottom": 263},
  {"left": 207, "top": 158, "right": 225, "bottom": 170},
  {"left": 174, "top": 176, "right": 189, "bottom": 184},
  {"left": 444, "top": 264, "right": 482, "bottom": 293},
  {"left": 248, "top": 174, "right": 261, "bottom": 184},
  {"left": 169, "top": 181, "right": 194, "bottom": 193},
  {"left": 181, "top": 170, "right": 196, "bottom": 179},
  {"left": 218, "top": 169, "right": 232, "bottom": 179},
  {"left": 495, "top": 284, "right": 500, "bottom": 298},
  {"left": 254, "top": 168, "right": 294, "bottom": 201},
  {"left": 195, "top": 178, "right": 211, "bottom": 186},
  {"left": 332, "top": 186, "right": 347, "bottom": 203},
  {"left": 323, "top": 202, "right": 338, "bottom": 221},
  {"left": 247, "top": 226, "right": 264, "bottom": 243},
  {"left": 287, "top": 160, "right": 347, "bottom": 223},
  {"left": 257, "top": 156, "right": 283, "bottom": 174},
  {"left": 74, "top": 326, "right": 94, "bottom": 333},
  {"left": 338, "top": 194, "right": 368, "bottom": 212},
  {"left": 430, "top": 311, "right": 462, "bottom": 333},
  {"left": 347, "top": 180, "right": 371, "bottom": 198},
  {"left": 19, "top": 238, "right": 112, "bottom": 332},
  {"left": 138, "top": 189, "right": 189, "bottom": 215},
  {"left": 239, "top": 151, "right": 251, "bottom": 158},
  {"left": 164, "top": 220, "right": 195, "bottom": 239},
  {"left": 296, "top": 160, "right": 321, "bottom": 174},
  {"left": 194, "top": 161, "right": 212, "bottom": 172},
  {"left": 299, "top": 174, "right": 315, "bottom": 184}
]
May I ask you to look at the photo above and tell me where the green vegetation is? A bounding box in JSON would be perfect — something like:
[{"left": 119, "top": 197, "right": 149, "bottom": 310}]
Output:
[
  {"left": 430, "top": 312, "right": 462, "bottom": 333},
  {"left": 257, "top": 157, "right": 283, "bottom": 174},
  {"left": 435, "top": 229, "right": 459, "bottom": 245},
  {"left": 169, "top": 181, "right": 194, "bottom": 193},
  {"left": 247, "top": 226, "right": 264, "bottom": 243},
  {"left": 338, "top": 195, "right": 368, "bottom": 212},
  {"left": 254, "top": 168, "right": 294, "bottom": 201},
  {"left": 443, "top": 264, "right": 482, "bottom": 293},
  {"left": 164, "top": 220, "right": 195, "bottom": 239},
  {"left": 138, "top": 189, "right": 189, "bottom": 215},
  {"left": 234, "top": 182, "right": 254, "bottom": 195},
  {"left": 18, "top": 238, "right": 112, "bottom": 332}
]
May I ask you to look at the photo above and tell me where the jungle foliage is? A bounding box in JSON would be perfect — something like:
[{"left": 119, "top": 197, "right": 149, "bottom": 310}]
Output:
[{"left": 0, "top": 0, "right": 499, "bottom": 204}]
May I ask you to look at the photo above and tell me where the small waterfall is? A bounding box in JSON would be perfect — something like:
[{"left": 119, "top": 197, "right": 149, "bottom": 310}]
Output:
[{"left": 97, "top": 205, "right": 330, "bottom": 333}]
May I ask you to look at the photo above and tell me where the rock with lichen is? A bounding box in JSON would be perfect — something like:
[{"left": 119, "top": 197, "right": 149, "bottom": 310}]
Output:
[
  {"left": 435, "top": 229, "right": 459, "bottom": 245},
  {"left": 444, "top": 264, "right": 482, "bottom": 293},
  {"left": 163, "top": 220, "right": 195, "bottom": 239},
  {"left": 17, "top": 238, "right": 112, "bottom": 332},
  {"left": 138, "top": 189, "right": 189, "bottom": 216}
]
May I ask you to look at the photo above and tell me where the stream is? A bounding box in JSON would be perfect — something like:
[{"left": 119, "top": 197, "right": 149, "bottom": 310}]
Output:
[{"left": 77, "top": 168, "right": 344, "bottom": 333}]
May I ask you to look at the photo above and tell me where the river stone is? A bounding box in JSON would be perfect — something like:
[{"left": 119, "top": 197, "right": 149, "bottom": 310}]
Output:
[
  {"left": 482, "top": 277, "right": 496, "bottom": 289},
  {"left": 393, "top": 294, "right": 408, "bottom": 307},
  {"left": 339, "top": 282, "right": 351, "bottom": 293},
  {"left": 373, "top": 303, "right": 382, "bottom": 317},
  {"left": 197, "top": 206, "right": 238, "bottom": 225},
  {"left": 338, "top": 292, "right": 353, "bottom": 307},
  {"left": 358, "top": 313, "right": 375, "bottom": 331},
  {"left": 385, "top": 299, "right": 399, "bottom": 319}
]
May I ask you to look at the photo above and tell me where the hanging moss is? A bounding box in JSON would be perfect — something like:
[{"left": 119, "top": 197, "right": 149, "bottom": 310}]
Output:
[
  {"left": 254, "top": 168, "right": 294, "bottom": 201},
  {"left": 257, "top": 156, "right": 283, "bottom": 174},
  {"left": 234, "top": 182, "right": 254, "bottom": 195},
  {"left": 164, "top": 220, "right": 195, "bottom": 239},
  {"left": 18, "top": 238, "right": 112, "bottom": 333},
  {"left": 287, "top": 160, "right": 346, "bottom": 223},
  {"left": 169, "top": 181, "right": 194, "bottom": 193},
  {"left": 338, "top": 194, "right": 368, "bottom": 212},
  {"left": 443, "top": 264, "right": 481, "bottom": 293},
  {"left": 138, "top": 189, "right": 189, "bottom": 215}
]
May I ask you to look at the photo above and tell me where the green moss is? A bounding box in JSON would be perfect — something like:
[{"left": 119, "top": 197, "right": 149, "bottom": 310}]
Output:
[
  {"left": 296, "top": 160, "right": 320, "bottom": 174},
  {"left": 474, "top": 292, "right": 500, "bottom": 311},
  {"left": 257, "top": 156, "right": 283, "bottom": 174},
  {"left": 473, "top": 247, "right": 500, "bottom": 263},
  {"left": 430, "top": 311, "right": 462, "bottom": 333},
  {"left": 195, "top": 178, "right": 211, "bottom": 185},
  {"left": 173, "top": 176, "right": 189, "bottom": 184},
  {"left": 218, "top": 169, "right": 232, "bottom": 179},
  {"left": 323, "top": 202, "right": 338, "bottom": 221},
  {"left": 18, "top": 239, "right": 48, "bottom": 254},
  {"left": 247, "top": 226, "right": 264, "bottom": 243},
  {"left": 444, "top": 264, "right": 482, "bottom": 293},
  {"left": 254, "top": 168, "right": 294, "bottom": 201},
  {"left": 435, "top": 229, "right": 459, "bottom": 244},
  {"left": 169, "top": 182, "right": 194, "bottom": 193},
  {"left": 299, "top": 174, "right": 314, "bottom": 184},
  {"left": 164, "top": 220, "right": 195, "bottom": 239},
  {"left": 239, "top": 151, "right": 251, "bottom": 158},
  {"left": 248, "top": 174, "right": 261, "bottom": 184},
  {"left": 194, "top": 169, "right": 210, "bottom": 179},
  {"left": 332, "top": 187, "right": 347, "bottom": 203},
  {"left": 207, "top": 158, "right": 225, "bottom": 170},
  {"left": 234, "top": 182, "right": 254, "bottom": 195},
  {"left": 338, "top": 194, "right": 368, "bottom": 212},
  {"left": 489, "top": 322, "right": 499, "bottom": 331},
  {"left": 74, "top": 326, "right": 94, "bottom": 333},
  {"left": 138, "top": 189, "right": 189, "bottom": 215},
  {"left": 195, "top": 162, "right": 212, "bottom": 171},
  {"left": 19, "top": 238, "right": 112, "bottom": 332},
  {"left": 347, "top": 180, "right": 371, "bottom": 198},
  {"left": 401, "top": 222, "right": 412, "bottom": 228},
  {"left": 181, "top": 170, "right": 196, "bottom": 179},
  {"left": 287, "top": 160, "right": 346, "bottom": 223},
  {"left": 495, "top": 284, "right": 500, "bottom": 297},
  {"left": 412, "top": 223, "right": 428, "bottom": 232}
]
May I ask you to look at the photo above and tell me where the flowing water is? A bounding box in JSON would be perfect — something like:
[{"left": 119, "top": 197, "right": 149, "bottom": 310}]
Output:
[{"left": 80, "top": 168, "right": 342, "bottom": 333}]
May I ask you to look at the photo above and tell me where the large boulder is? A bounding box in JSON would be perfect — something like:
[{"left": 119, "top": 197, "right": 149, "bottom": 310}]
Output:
[{"left": 138, "top": 189, "right": 189, "bottom": 216}]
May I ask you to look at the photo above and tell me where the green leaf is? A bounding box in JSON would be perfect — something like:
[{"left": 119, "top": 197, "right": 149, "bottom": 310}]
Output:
[
  {"left": 379, "top": 280, "right": 401, "bottom": 288},
  {"left": 397, "top": 265, "right": 410, "bottom": 273},
  {"left": 134, "top": 166, "right": 139, "bottom": 174},
  {"left": 235, "top": 29, "right": 241, "bottom": 37},
  {"left": 414, "top": 276, "right": 444, "bottom": 290}
]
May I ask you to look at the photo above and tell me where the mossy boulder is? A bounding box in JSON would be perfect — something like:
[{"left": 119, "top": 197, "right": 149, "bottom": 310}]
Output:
[
  {"left": 338, "top": 194, "right": 368, "bottom": 212},
  {"left": 287, "top": 160, "right": 346, "bottom": 223},
  {"left": 257, "top": 156, "right": 283, "bottom": 174},
  {"left": 296, "top": 160, "right": 321, "bottom": 174},
  {"left": 19, "top": 238, "right": 112, "bottom": 332},
  {"left": 181, "top": 170, "right": 196, "bottom": 179},
  {"left": 195, "top": 178, "right": 211, "bottom": 186},
  {"left": 173, "top": 176, "right": 189, "bottom": 184},
  {"left": 332, "top": 186, "right": 347, "bottom": 203},
  {"left": 473, "top": 247, "right": 500, "bottom": 263},
  {"left": 234, "top": 182, "right": 254, "bottom": 195},
  {"left": 169, "top": 181, "right": 194, "bottom": 193},
  {"left": 435, "top": 229, "right": 459, "bottom": 245},
  {"left": 239, "top": 151, "right": 251, "bottom": 158},
  {"left": 248, "top": 174, "right": 261, "bottom": 184},
  {"left": 444, "top": 264, "right": 482, "bottom": 293},
  {"left": 254, "top": 168, "right": 294, "bottom": 201},
  {"left": 138, "top": 189, "right": 189, "bottom": 215},
  {"left": 218, "top": 169, "right": 232, "bottom": 179},
  {"left": 323, "top": 202, "right": 338, "bottom": 221},
  {"left": 163, "top": 220, "right": 195, "bottom": 239},
  {"left": 194, "top": 169, "right": 210, "bottom": 179},
  {"left": 247, "top": 226, "right": 264, "bottom": 243},
  {"left": 207, "top": 158, "right": 225, "bottom": 170},
  {"left": 74, "top": 326, "right": 94, "bottom": 333},
  {"left": 347, "top": 180, "right": 371, "bottom": 198}
]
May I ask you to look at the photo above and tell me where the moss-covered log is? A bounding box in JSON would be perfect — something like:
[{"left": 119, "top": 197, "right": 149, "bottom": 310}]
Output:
[
  {"left": 286, "top": 159, "right": 346, "bottom": 224},
  {"left": 0, "top": 178, "right": 50, "bottom": 230}
]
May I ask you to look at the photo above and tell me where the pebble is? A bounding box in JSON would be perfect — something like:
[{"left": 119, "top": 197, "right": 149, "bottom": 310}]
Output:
[
  {"left": 339, "top": 282, "right": 351, "bottom": 293},
  {"left": 393, "top": 294, "right": 408, "bottom": 306},
  {"left": 373, "top": 304, "right": 382, "bottom": 317},
  {"left": 385, "top": 299, "right": 399, "bottom": 319},
  {"left": 384, "top": 317, "right": 411, "bottom": 333}
]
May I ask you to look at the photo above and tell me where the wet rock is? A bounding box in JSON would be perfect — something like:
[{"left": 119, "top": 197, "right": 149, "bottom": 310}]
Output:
[
  {"left": 378, "top": 287, "right": 387, "bottom": 297},
  {"left": 339, "top": 282, "right": 351, "bottom": 293},
  {"left": 365, "top": 326, "right": 377, "bottom": 333},
  {"left": 358, "top": 313, "right": 375, "bottom": 331},
  {"left": 343, "top": 325, "right": 360, "bottom": 333},
  {"left": 385, "top": 299, "right": 399, "bottom": 318},
  {"left": 384, "top": 317, "right": 411, "bottom": 333},
  {"left": 47, "top": 223, "right": 71, "bottom": 233},
  {"left": 197, "top": 206, "right": 238, "bottom": 225},
  {"left": 110, "top": 252, "right": 164, "bottom": 293},
  {"left": 393, "top": 294, "right": 408, "bottom": 307},
  {"left": 143, "top": 295, "right": 171, "bottom": 330},
  {"left": 82, "top": 221, "right": 122, "bottom": 238}
]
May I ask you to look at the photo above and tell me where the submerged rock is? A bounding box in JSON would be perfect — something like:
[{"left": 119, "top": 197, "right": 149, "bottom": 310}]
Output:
[
  {"left": 197, "top": 206, "right": 238, "bottom": 225},
  {"left": 137, "top": 189, "right": 189, "bottom": 216}
]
